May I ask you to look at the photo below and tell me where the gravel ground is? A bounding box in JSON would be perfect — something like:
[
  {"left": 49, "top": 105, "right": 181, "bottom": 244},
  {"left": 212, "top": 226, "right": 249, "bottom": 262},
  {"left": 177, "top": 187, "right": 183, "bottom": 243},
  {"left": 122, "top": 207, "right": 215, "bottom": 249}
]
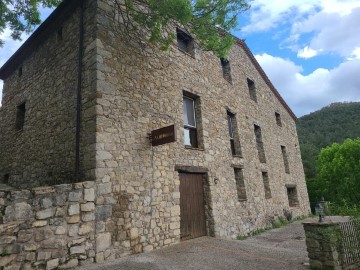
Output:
[{"left": 77, "top": 219, "right": 313, "bottom": 270}]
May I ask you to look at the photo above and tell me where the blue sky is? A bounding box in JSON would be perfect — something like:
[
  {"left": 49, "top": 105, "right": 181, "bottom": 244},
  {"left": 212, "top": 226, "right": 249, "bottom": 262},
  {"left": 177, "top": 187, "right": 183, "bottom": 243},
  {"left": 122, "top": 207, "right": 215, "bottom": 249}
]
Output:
[{"left": 1, "top": 0, "right": 360, "bottom": 117}]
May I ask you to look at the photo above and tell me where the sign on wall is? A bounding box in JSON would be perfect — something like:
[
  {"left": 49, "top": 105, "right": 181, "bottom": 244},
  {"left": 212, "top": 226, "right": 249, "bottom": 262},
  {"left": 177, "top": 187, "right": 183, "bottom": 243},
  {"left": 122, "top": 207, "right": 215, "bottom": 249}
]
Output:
[{"left": 151, "top": 125, "right": 177, "bottom": 146}]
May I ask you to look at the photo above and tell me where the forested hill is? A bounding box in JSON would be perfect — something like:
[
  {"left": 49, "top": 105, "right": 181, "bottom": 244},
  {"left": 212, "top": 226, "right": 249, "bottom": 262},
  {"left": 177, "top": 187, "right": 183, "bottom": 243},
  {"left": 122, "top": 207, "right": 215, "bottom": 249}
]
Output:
[{"left": 296, "top": 102, "right": 360, "bottom": 178}]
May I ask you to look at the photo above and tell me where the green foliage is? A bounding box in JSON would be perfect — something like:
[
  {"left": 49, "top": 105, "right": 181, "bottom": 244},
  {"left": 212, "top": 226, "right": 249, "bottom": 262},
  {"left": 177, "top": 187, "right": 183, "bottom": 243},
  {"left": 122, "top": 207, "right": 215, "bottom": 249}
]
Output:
[
  {"left": 119, "top": 0, "right": 250, "bottom": 58},
  {"left": 309, "top": 138, "right": 360, "bottom": 207},
  {"left": 328, "top": 202, "right": 360, "bottom": 218},
  {"left": 1, "top": 0, "right": 250, "bottom": 57},
  {"left": 297, "top": 102, "right": 360, "bottom": 182},
  {"left": 0, "top": 0, "right": 62, "bottom": 46}
]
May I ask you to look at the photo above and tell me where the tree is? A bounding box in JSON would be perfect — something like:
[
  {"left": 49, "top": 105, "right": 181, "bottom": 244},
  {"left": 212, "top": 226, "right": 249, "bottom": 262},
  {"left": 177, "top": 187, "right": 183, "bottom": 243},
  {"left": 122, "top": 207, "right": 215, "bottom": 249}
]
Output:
[
  {"left": 0, "top": 0, "right": 62, "bottom": 46},
  {"left": 115, "top": 0, "right": 250, "bottom": 58},
  {"left": 1, "top": 0, "right": 250, "bottom": 57},
  {"left": 310, "top": 138, "right": 360, "bottom": 206}
]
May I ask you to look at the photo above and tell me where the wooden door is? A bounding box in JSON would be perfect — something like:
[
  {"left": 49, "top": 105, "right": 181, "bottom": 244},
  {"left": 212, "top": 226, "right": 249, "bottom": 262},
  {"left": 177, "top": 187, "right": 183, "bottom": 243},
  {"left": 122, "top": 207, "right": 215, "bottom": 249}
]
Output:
[{"left": 179, "top": 173, "right": 206, "bottom": 240}]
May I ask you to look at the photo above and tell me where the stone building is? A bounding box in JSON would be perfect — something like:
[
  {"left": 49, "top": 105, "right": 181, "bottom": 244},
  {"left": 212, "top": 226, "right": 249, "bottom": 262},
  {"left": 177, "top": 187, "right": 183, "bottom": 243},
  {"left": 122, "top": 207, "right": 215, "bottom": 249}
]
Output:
[{"left": 0, "top": 0, "right": 310, "bottom": 268}]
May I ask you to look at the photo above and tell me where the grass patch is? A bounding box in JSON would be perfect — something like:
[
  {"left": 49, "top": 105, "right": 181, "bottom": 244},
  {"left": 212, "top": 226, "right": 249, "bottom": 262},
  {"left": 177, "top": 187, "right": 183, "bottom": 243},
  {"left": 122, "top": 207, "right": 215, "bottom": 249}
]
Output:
[{"left": 236, "top": 215, "right": 310, "bottom": 240}]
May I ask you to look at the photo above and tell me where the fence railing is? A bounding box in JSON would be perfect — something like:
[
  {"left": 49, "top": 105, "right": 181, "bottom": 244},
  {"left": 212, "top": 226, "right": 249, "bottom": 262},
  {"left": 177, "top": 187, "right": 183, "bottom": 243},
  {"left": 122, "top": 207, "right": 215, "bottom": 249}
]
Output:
[{"left": 339, "top": 220, "right": 360, "bottom": 268}]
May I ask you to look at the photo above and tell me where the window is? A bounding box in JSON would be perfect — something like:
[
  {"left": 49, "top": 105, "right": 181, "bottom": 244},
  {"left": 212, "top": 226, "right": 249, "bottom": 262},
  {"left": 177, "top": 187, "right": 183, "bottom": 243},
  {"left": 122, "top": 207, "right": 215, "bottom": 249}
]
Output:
[
  {"left": 281, "top": 145, "right": 290, "bottom": 174},
  {"left": 262, "top": 172, "right": 271, "bottom": 199},
  {"left": 247, "top": 78, "right": 257, "bottom": 102},
  {"left": 227, "top": 111, "right": 242, "bottom": 156},
  {"left": 254, "top": 125, "right": 266, "bottom": 163},
  {"left": 183, "top": 96, "right": 198, "bottom": 148},
  {"left": 176, "top": 28, "right": 195, "bottom": 57},
  {"left": 15, "top": 102, "right": 26, "bottom": 131},
  {"left": 234, "top": 168, "right": 247, "bottom": 201},
  {"left": 275, "top": 112, "right": 282, "bottom": 127},
  {"left": 286, "top": 185, "right": 299, "bottom": 207},
  {"left": 18, "top": 67, "right": 23, "bottom": 77},
  {"left": 221, "top": 58, "right": 232, "bottom": 83}
]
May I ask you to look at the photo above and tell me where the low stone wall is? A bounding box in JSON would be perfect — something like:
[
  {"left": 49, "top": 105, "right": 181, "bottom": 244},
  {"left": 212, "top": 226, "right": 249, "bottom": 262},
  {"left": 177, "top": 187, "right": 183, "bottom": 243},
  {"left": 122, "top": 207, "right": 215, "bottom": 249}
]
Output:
[{"left": 0, "top": 180, "right": 137, "bottom": 269}]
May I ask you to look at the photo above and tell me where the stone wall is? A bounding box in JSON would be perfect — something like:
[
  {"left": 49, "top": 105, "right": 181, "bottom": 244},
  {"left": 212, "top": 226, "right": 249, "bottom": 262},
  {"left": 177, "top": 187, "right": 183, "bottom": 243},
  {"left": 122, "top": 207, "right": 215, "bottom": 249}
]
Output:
[
  {"left": 0, "top": 0, "right": 311, "bottom": 267},
  {"left": 0, "top": 179, "right": 161, "bottom": 269},
  {"left": 0, "top": 0, "right": 97, "bottom": 188},
  {"left": 93, "top": 0, "right": 310, "bottom": 243}
]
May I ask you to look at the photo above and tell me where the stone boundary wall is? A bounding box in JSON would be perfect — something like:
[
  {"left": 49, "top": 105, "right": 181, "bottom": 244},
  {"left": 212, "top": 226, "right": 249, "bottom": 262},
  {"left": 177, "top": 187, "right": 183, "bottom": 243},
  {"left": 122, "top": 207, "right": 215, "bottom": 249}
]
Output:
[
  {"left": 303, "top": 216, "right": 360, "bottom": 270},
  {"left": 0, "top": 179, "right": 161, "bottom": 270}
]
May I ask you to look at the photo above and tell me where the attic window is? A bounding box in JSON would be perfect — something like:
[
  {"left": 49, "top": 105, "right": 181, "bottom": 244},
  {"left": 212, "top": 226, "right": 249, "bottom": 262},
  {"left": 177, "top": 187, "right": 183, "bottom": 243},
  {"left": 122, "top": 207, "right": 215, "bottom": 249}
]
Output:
[
  {"left": 57, "top": 27, "right": 63, "bottom": 41},
  {"left": 221, "top": 58, "right": 232, "bottom": 83},
  {"left": 247, "top": 78, "right": 257, "bottom": 102},
  {"left": 15, "top": 102, "right": 26, "bottom": 131},
  {"left": 18, "top": 67, "right": 23, "bottom": 77},
  {"left": 275, "top": 112, "right": 282, "bottom": 126},
  {"left": 176, "top": 28, "right": 195, "bottom": 57}
]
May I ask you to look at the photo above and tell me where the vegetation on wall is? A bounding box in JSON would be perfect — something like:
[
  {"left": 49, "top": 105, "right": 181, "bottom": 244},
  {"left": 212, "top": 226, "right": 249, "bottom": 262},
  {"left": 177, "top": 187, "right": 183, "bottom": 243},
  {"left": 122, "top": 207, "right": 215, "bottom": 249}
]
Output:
[{"left": 114, "top": 0, "right": 250, "bottom": 58}]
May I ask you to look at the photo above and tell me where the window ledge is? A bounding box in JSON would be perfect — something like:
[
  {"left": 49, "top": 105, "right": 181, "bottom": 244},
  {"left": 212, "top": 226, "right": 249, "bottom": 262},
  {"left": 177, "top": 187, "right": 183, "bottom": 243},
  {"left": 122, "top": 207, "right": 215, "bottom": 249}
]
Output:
[
  {"left": 185, "top": 145, "right": 204, "bottom": 151},
  {"left": 232, "top": 155, "right": 243, "bottom": 158},
  {"left": 178, "top": 48, "right": 195, "bottom": 59},
  {"left": 238, "top": 199, "right": 247, "bottom": 202}
]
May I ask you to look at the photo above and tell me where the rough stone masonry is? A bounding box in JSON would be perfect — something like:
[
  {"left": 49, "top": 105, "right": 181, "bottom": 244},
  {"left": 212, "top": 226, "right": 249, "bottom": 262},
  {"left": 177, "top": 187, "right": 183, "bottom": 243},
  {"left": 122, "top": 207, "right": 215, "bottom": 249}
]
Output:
[{"left": 0, "top": 0, "right": 310, "bottom": 268}]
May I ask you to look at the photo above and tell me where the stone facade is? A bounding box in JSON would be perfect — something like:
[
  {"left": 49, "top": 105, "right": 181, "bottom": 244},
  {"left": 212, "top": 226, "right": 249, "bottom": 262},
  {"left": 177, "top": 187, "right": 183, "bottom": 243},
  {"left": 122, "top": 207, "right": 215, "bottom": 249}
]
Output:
[{"left": 0, "top": 0, "right": 311, "bottom": 268}]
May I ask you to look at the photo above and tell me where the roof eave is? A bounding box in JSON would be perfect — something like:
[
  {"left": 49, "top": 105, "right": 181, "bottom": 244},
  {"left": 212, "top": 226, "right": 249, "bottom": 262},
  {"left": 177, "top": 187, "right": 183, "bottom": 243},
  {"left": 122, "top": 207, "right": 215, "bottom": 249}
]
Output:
[{"left": 0, "top": 0, "right": 80, "bottom": 80}]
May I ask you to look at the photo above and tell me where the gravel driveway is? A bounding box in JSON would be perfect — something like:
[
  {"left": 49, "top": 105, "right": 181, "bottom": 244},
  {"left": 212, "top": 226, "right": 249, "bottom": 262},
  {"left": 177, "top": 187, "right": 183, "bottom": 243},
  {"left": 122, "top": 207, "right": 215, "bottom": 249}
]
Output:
[{"left": 77, "top": 219, "right": 312, "bottom": 270}]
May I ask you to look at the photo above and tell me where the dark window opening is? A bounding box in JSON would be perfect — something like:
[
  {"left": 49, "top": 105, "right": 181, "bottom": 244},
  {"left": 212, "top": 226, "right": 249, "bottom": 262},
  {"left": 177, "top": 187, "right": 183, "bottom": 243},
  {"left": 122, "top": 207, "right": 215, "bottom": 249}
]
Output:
[
  {"left": 287, "top": 186, "right": 299, "bottom": 207},
  {"left": 57, "top": 27, "right": 63, "bottom": 42},
  {"left": 2, "top": 174, "right": 9, "bottom": 184},
  {"left": 234, "top": 168, "right": 247, "bottom": 201},
  {"left": 262, "top": 172, "right": 271, "bottom": 199},
  {"left": 183, "top": 96, "right": 198, "bottom": 148},
  {"left": 254, "top": 125, "right": 266, "bottom": 163},
  {"left": 15, "top": 102, "right": 26, "bottom": 131},
  {"left": 247, "top": 78, "right": 257, "bottom": 102},
  {"left": 221, "top": 58, "right": 232, "bottom": 83},
  {"left": 227, "top": 111, "right": 242, "bottom": 156},
  {"left": 275, "top": 112, "right": 282, "bottom": 126},
  {"left": 281, "top": 145, "right": 290, "bottom": 174},
  {"left": 18, "top": 67, "right": 23, "bottom": 77},
  {"left": 177, "top": 28, "right": 195, "bottom": 57}
]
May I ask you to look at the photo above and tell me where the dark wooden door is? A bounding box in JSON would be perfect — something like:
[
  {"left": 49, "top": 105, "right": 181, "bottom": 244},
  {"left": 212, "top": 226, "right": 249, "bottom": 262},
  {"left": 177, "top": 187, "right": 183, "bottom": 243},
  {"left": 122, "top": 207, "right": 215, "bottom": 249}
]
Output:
[{"left": 179, "top": 173, "right": 206, "bottom": 240}]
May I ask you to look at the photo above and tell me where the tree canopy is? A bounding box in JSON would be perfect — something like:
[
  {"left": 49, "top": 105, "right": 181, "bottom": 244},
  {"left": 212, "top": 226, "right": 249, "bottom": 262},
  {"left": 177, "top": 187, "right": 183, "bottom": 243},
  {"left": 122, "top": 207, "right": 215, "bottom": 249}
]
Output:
[
  {"left": 297, "top": 102, "right": 360, "bottom": 179},
  {"left": 1, "top": 0, "right": 250, "bottom": 57},
  {"left": 307, "top": 138, "right": 360, "bottom": 206},
  {"left": 116, "top": 0, "right": 250, "bottom": 57},
  {"left": 0, "top": 0, "right": 61, "bottom": 46}
]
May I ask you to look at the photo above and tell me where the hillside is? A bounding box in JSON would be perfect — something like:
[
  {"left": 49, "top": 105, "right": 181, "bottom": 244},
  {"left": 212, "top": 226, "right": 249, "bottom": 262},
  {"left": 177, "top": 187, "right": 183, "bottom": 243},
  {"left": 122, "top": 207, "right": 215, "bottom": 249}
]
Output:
[{"left": 296, "top": 102, "right": 360, "bottom": 178}]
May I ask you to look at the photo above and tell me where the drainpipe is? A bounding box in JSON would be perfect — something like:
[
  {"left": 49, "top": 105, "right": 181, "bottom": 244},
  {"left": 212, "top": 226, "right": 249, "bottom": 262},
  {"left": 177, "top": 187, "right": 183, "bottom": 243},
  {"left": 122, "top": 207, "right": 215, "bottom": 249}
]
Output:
[{"left": 75, "top": 0, "right": 84, "bottom": 182}]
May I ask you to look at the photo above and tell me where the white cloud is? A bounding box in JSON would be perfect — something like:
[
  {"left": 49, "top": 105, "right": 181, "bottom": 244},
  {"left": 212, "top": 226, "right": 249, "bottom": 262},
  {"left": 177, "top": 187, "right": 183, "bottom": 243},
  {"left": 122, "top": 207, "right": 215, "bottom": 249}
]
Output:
[
  {"left": 255, "top": 53, "right": 360, "bottom": 116},
  {"left": 297, "top": 46, "right": 319, "bottom": 59},
  {"left": 291, "top": 7, "right": 360, "bottom": 58},
  {"left": 243, "top": 0, "right": 360, "bottom": 59},
  {"left": 348, "top": 47, "right": 360, "bottom": 60}
]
